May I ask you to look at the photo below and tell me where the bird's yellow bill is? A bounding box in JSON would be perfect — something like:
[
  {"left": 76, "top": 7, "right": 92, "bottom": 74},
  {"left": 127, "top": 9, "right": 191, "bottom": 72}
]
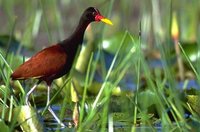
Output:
[{"left": 100, "top": 18, "right": 113, "bottom": 25}]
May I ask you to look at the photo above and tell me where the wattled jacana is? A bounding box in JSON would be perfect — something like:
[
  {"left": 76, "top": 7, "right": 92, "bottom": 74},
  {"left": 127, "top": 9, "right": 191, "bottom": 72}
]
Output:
[{"left": 11, "top": 7, "right": 113, "bottom": 127}]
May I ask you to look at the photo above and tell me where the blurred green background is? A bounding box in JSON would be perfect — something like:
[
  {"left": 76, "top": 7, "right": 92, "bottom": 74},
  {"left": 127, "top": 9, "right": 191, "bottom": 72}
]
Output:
[
  {"left": 1, "top": 0, "right": 200, "bottom": 131},
  {"left": 0, "top": 0, "right": 199, "bottom": 49}
]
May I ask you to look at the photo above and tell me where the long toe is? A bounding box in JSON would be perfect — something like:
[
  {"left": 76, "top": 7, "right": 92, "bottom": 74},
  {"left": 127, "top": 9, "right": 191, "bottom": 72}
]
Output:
[
  {"left": 60, "top": 122, "right": 65, "bottom": 128},
  {"left": 48, "top": 106, "right": 65, "bottom": 128}
]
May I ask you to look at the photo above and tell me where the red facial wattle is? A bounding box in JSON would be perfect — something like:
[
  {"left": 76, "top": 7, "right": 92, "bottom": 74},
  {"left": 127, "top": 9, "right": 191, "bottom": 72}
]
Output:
[
  {"left": 95, "top": 14, "right": 104, "bottom": 21},
  {"left": 95, "top": 14, "right": 113, "bottom": 25}
]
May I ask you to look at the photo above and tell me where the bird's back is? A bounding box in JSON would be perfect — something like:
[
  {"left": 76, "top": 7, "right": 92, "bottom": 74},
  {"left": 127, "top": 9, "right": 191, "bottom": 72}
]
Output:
[{"left": 11, "top": 44, "right": 68, "bottom": 81}]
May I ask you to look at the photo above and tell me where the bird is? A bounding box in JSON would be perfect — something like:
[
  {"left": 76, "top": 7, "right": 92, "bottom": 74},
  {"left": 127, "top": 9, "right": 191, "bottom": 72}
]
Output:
[{"left": 11, "top": 7, "right": 113, "bottom": 127}]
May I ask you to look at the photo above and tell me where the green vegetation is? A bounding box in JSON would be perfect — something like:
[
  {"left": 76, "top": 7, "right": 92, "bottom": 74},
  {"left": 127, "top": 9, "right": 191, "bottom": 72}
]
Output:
[{"left": 0, "top": 0, "right": 200, "bottom": 131}]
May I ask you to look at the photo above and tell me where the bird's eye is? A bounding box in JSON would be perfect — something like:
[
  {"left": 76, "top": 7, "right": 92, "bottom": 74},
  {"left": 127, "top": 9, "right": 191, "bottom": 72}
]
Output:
[{"left": 92, "top": 12, "right": 96, "bottom": 16}]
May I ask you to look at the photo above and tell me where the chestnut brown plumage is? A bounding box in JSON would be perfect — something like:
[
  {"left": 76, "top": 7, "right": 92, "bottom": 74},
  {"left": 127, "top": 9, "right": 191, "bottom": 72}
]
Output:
[{"left": 11, "top": 7, "right": 112, "bottom": 127}]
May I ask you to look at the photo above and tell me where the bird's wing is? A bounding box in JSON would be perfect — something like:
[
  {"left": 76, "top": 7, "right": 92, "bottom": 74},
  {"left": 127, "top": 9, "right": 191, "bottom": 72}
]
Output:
[{"left": 11, "top": 44, "right": 67, "bottom": 80}]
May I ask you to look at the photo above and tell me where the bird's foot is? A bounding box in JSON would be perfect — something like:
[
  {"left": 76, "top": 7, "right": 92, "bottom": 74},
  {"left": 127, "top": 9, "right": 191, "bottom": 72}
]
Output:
[
  {"left": 60, "top": 122, "right": 65, "bottom": 128},
  {"left": 48, "top": 106, "right": 66, "bottom": 128}
]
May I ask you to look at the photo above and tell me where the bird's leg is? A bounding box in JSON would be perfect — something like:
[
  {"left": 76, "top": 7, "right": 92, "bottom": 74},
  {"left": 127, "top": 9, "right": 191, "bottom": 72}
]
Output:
[
  {"left": 46, "top": 85, "right": 65, "bottom": 128},
  {"left": 25, "top": 81, "right": 41, "bottom": 105}
]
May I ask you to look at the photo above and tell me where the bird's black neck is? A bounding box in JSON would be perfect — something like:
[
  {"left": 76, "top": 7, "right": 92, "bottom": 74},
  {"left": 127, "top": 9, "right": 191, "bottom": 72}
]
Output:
[
  {"left": 61, "top": 17, "right": 90, "bottom": 51},
  {"left": 70, "top": 19, "right": 90, "bottom": 43},
  {"left": 59, "top": 17, "right": 91, "bottom": 63}
]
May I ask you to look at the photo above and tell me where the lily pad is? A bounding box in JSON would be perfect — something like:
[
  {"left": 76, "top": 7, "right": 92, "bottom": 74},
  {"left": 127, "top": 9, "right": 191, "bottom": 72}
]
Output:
[
  {"left": 0, "top": 35, "right": 21, "bottom": 54},
  {"left": 0, "top": 119, "right": 10, "bottom": 132},
  {"left": 102, "top": 32, "right": 137, "bottom": 55},
  {"left": 14, "top": 106, "right": 44, "bottom": 132},
  {"left": 180, "top": 42, "right": 199, "bottom": 62},
  {"left": 138, "top": 89, "right": 157, "bottom": 110},
  {"left": 187, "top": 95, "right": 200, "bottom": 115}
]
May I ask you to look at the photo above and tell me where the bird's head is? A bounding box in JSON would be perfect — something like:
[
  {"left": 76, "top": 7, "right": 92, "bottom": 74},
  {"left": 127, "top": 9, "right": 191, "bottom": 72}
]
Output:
[{"left": 83, "top": 7, "right": 113, "bottom": 25}]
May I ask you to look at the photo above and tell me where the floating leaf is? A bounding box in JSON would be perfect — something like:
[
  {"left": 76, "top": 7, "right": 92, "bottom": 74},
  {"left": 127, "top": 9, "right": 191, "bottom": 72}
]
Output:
[
  {"left": 138, "top": 89, "right": 157, "bottom": 111},
  {"left": 180, "top": 42, "right": 199, "bottom": 62},
  {"left": 187, "top": 95, "right": 200, "bottom": 115},
  {"left": 14, "top": 106, "right": 43, "bottom": 132},
  {"left": 112, "top": 112, "right": 130, "bottom": 122},
  {"left": 102, "top": 32, "right": 136, "bottom": 55},
  {"left": 0, "top": 119, "right": 10, "bottom": 132},
  {"left": 0, "top": 35, "right": 30, "bottom": 55},
  {"left": 0, "top": 35, "right": 20, "bottom": 54}
]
